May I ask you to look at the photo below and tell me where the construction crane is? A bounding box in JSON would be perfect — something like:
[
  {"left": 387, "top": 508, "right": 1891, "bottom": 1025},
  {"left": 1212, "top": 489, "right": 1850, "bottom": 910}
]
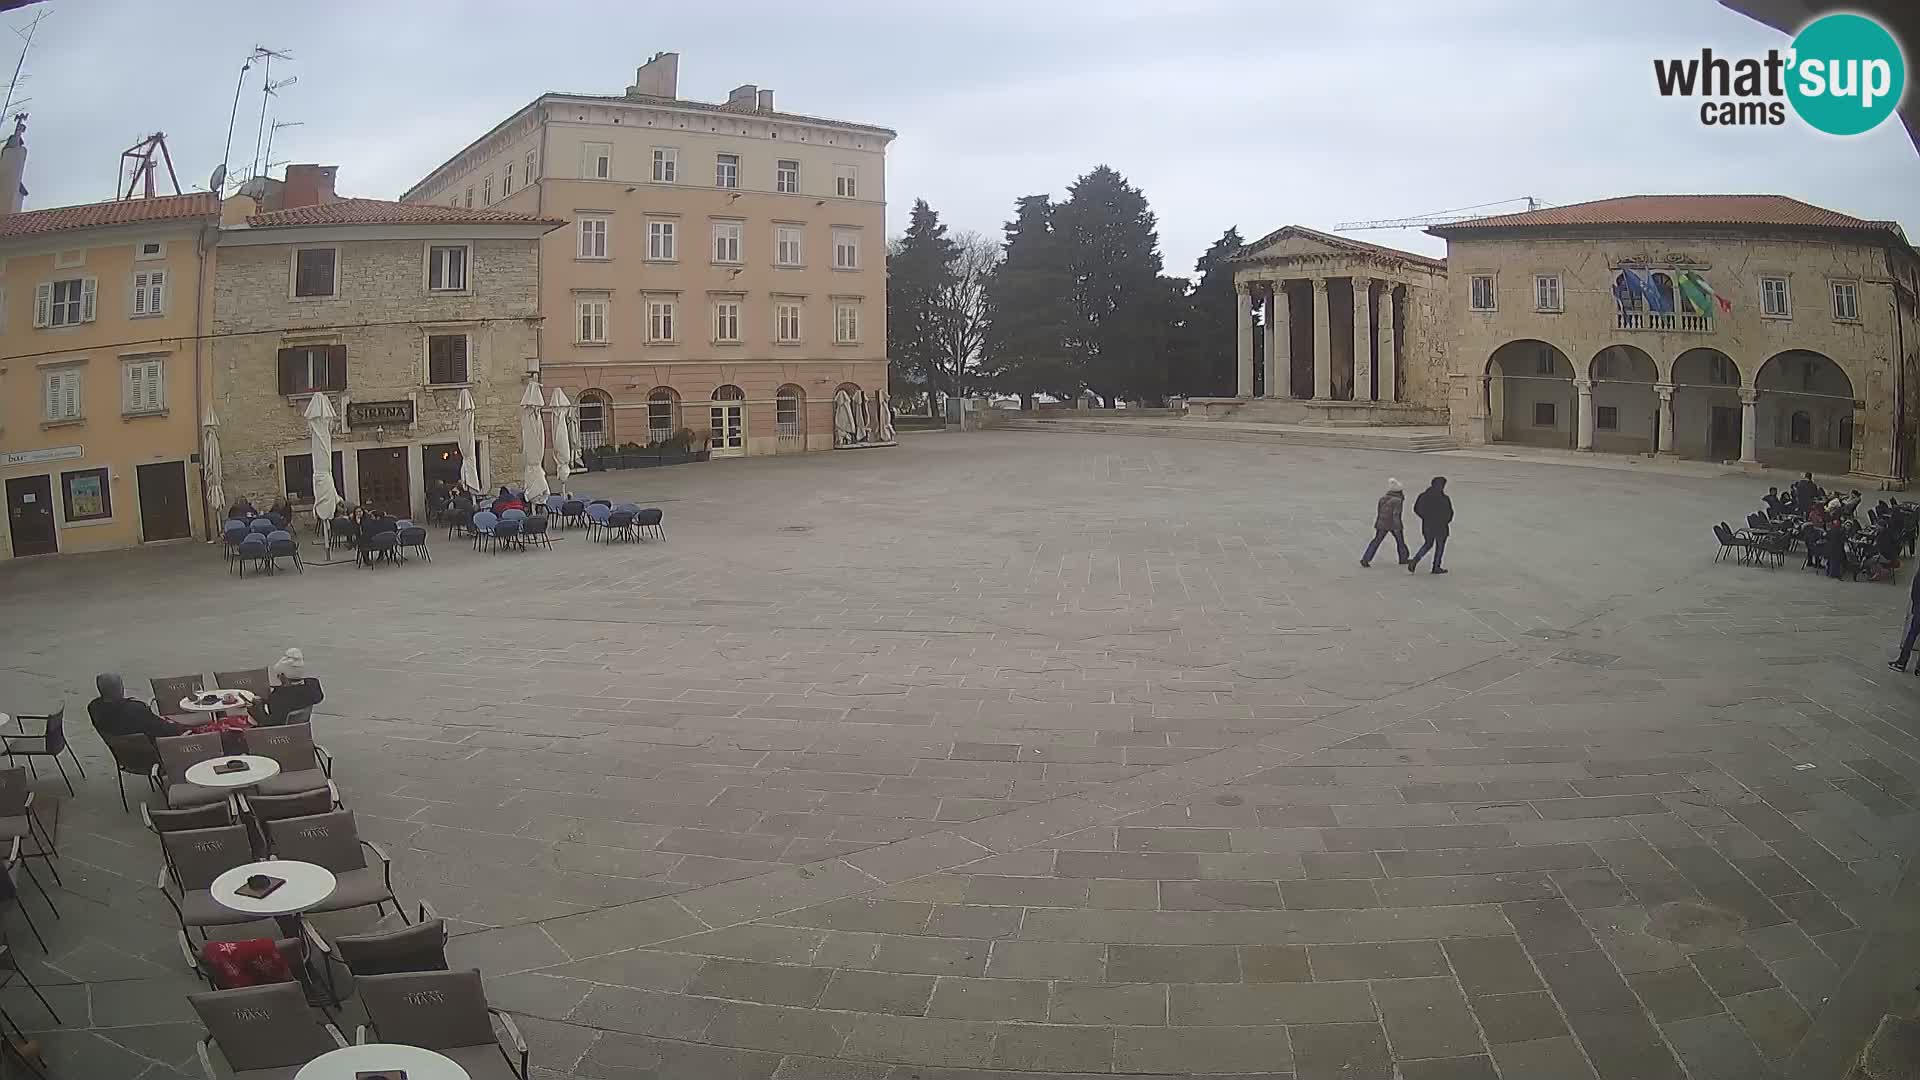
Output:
[
  {"left": 1335, "top": 196, "right": 1545, "bottom": 232},
  {"left": 118, "top": 132, "right": 181, "bottom": 199}
]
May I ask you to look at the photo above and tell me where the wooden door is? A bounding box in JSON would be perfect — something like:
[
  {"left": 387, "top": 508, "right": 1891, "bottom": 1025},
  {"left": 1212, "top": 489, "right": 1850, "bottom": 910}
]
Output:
[
  {"left": 1710, "top": 406, "right": 1741, "bottom": 461},
  {"left": 137, "top": 461, "right": 192, "bottom": 541},
  {"left": 356, "top": 447, "right": 412, "bottom": 518},
  {"left": 5, "top": 475, "right": 58, "bottom": 557}
]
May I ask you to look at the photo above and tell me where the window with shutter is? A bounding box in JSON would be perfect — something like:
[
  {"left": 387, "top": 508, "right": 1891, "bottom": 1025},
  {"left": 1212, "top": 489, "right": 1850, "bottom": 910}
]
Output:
[
  {"left": 81, "top": 277, "right": 96, "bottom": 322},
  {"left": 277, "top": 345, "right": 347, "bottom": 395},
  {"left": 427, "top": 334, "right": 470, "bottom": 385},
  {"left": 124, "top": 358, "right": 165, "bottom": 413},
  {"left": 43, "top": 369, "right": 81, "bottom": 421},
  {"left": 42, "top": 278, "right": 90, "bottom": 326},
  {"left": 293, "top": 249, "right": 337, "bottom": 298},
  {"left": 132, "top": 270, "right": 165, "bottom": 316},
  {"left": 33, "top": 282, "right": 49, "bottom": 327}
]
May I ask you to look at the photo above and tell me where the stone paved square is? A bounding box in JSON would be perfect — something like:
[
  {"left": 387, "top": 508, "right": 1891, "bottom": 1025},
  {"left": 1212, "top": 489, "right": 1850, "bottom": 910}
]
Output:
[{"left": 1, "top": 429, "right": 1916, "bottom": 1079}]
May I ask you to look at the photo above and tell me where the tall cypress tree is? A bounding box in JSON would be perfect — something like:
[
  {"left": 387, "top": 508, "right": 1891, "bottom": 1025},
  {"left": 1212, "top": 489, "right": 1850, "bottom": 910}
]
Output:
[
  {"left": 1055, "top": 166, "right": 1166, "bottom": 406},
  {"left": 1177, "top": 227, "right": 1245, "bottom": 397},
  {"left": 886, "top": 199, "right": 958, "bottom": 402},
  {"left": 982, "top": 195, "right": 1075, "bottom": 408}
]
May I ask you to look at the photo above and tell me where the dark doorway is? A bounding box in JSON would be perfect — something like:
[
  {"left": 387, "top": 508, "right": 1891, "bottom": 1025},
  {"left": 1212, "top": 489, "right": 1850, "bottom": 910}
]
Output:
[
  {"left": 422, "top": 441, "right": 479, "bottom": 489},
  {"left": 5, "top": 475, "right": 58, "bottom": 557},
  {"left": 137, "top": 462, "right": 192, "bottom": 541},
  {"left": 357, "top": 447, "right": 412, "bottom": 518},
  {"left": 1709, "top": 406, "right": 1742, "bottom": 462}
]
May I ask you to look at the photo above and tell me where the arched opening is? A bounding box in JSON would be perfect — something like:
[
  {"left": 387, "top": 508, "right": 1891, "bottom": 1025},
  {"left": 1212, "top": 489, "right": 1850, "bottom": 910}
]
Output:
[
  {"left": 577, "top": 389, "right": 612, "bottom": 449},
  {"left": 1485, "top": 340, "right": 1575, "bottom": 449},
  {"left": 645, "top": 387, "right": 680, "bottom": 444},
  {"left": 1670, "top": 347, "right": 1744, "bottom": 461},
  {"left": 775, "top": 384, "right": 806, "bottom": 452},
  {"left": 1755, "top": 350, "right": 1855, "bottom": 473},
  {"left": 1588, "top": 345, "right": 1659, "bottom": 454},
  {"left": 709, "top": 385, "right": 747, "bottom": 456}
]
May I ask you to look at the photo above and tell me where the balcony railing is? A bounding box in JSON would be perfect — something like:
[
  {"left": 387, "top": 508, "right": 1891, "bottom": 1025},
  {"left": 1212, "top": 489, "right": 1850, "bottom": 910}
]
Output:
[{"left": 1615, "top": 311, "right": 1714, "bottom": 333}]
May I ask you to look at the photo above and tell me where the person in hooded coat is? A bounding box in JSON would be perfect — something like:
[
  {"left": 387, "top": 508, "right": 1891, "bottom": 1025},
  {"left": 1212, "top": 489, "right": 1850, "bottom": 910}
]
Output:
[
  {"left": 1406, "top": 477, "right": 1454, "bottom": 575},
  {"left": 1360, "top": 479, "right": 1410, "bottom": 568}
]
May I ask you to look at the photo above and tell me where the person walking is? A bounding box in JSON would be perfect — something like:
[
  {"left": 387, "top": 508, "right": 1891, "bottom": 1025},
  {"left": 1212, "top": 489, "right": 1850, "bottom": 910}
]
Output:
[
  {"left": 1889, "top": 566, "right": 1920, "bottom": 673},
  {"left": 1360, "top": 478, "right": 1410, "bottom": 568},
  {"left": 1406, "top": 476, "right": 1454, "bottom": 575}
]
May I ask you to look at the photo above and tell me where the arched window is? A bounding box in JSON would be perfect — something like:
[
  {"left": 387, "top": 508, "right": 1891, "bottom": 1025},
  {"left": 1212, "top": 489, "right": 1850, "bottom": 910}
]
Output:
[
  {"left": 646, "top": 387, "right": 680, "bottom": 443},
  {"left": 712, "top": 384, "right": 745, "bottom": 401},
  {"left": 577, "top": 389, "right": 612, "bottom": 449},
  {"left": 776, "top": 384, "right": 805, "bottom": 436},
  {"left": 1790, "top": 411, "right": 1812, "bottom": 446}
]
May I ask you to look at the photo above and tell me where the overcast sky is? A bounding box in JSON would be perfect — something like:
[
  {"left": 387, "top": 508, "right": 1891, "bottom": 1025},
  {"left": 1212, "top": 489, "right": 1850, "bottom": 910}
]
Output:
[{"left": 15, "top": 0, "right": 1919, "bottom": 271}]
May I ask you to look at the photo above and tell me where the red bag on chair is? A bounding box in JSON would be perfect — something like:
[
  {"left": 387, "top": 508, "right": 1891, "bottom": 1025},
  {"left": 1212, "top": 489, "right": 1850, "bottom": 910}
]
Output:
[{"left": 200, "top": 939, "right": 293, "bottom": 988}]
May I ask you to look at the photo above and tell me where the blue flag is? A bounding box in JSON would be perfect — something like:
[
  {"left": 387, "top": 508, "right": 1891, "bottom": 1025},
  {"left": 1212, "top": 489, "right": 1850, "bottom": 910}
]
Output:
[
  {"left": 1639, "top": 269, "right": 1674, "bottom": 313},
  {"left": 1615, "top": 268, "right": 1648, "bottom": 309}
]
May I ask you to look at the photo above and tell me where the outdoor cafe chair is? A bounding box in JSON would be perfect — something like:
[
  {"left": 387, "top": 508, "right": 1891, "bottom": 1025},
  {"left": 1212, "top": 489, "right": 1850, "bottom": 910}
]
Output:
[
  {"left": 102, "top": 733, "right": 161, "bottom": 812},
  {"left": 222, "top": 521, "right": 249, "bottom": 561},
  {"left": 153, "top": 732, "right": 231, "bottom": 809},
  {"left": 152, "top": 674, "right": 205, "bottom": 726},
  {"left": 143, "top": 801, "right": 237, "bottom": 838},
  {"left": 305, "top": 900, "right": 446, "bottom": 1003},
  {"left": 190, "top": 982, "right": 349, "bottom": 1080},
  {"left": 248, "top": 518, "right": 275, "bottom": 535},
  {"left": 636, "top": 507, "right": 665, "bottom": 541},
  {"left": 560, "top": 499, "right": 586, "bottom": 528},
  {"left": 545, "top": 495, "right": 565, "bottom": 517},
  {"left": 521, "top": 515, "right": 551, "bottom": 549},
  {"left": 264, "top": 810, "right": 403, "bottom": 921},
  {"left": 235, "top": 534, "right": 270, "bottom": 576},
  {"left": 215, "top": 669, "right": 272, "bottom": 700},
  {"left": 266, "top": 530, "right": 303, "bottom": 573},
  {"left": 356, "top": 969, "right": 529, "bottom": 1079},
  {"left": 446, "top": 505, "right": 473, "bottom": 540},
  {"left": 238, "top": 723, "right": 333, "bottom": 797},
  {"left": 362, "top": 529, "right": 400, "bottom": 567},
  {"left": 240, "top": 786, "right": 339, "bottom": 855},
  {"left": 1, "top": 706, "right": 83, "bottom": 797},
  {"left": 491, "top": 515, "right": 522, "bottom": 552},
  {"left": 583, "top": 502, "right": 610, "bottom": 541},
  {"left": 469, "top": 510, "right": 500, "bottom": 552},
  {"left": 159, "top": 824, "right": 260, "bottom": 937},
  {"left": 0, "top": 770, "right": 58, "bottom": 889},
  {"left": 2, "top": 839, "right": 53, "bottom": 952},
  {"left": 399, "top": 524, "right": 432, "bottom": 561},
  {"left": 328, "top": 515, "right": 356, "bottom": 550},
  {"left": 612, "top": 501, "right": 639, "bottom": 515},
  {"left": 605, "top": 508, "right": 636, "bottom": 542},
  {"left": 178, "top": 930, "right": 304, "bottom": 993},
  {"left": 0, "top": 942, "right": 58, "bottom": 1026}
]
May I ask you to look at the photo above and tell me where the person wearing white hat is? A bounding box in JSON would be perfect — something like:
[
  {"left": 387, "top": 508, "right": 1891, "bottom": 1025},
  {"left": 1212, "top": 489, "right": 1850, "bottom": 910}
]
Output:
[{"left": 1360, "top": 478, "right": 1410, "bottom": 568}]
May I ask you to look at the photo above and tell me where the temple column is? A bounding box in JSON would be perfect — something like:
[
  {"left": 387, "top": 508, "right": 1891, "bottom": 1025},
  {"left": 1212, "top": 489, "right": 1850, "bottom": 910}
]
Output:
[
  {"left": 1265, "top": 284, "right": 1289, "bottom": 399},
  {"left": 1655, "top": 382, "right": 1676, "bottom": 455},
  {"left": 1377, "top": 285, "right": 1397, "bottom": 403},
  {"left": 1353, "top": 277, "right": 1374, "bottom": 402},
  {"left": 1739, "top": 388, "right": 1759, "bottom": 463},
  {"left": 1312, "top": 278, "right": 1332, "bottom": 401},
  {"left": 1235, "top": 283, "right": 1255, "bottom": 398},
  {"left": 1575, "top": 378, "right": 1595, "bottom": 450}
]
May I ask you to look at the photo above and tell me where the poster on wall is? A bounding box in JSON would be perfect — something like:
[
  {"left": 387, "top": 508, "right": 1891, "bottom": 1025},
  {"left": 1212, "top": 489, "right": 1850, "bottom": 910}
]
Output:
[{"left": 68, "top": 472, "right": 106, "bottom": 518}]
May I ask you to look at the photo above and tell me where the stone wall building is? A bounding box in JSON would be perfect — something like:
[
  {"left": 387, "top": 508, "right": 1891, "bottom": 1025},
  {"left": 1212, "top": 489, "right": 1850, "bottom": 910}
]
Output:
[
  {"left": 210, "top": 167, "right": 559, "bottom": 519},
  {"left": 1222, "top": 227, "right": 1449, "bottom": 423},
  {"left": 1429, "top": 195, "right": 1920, "bottom": 484},
  {"left": 400, "top": 52, "right": 894, "bottom": 459}
]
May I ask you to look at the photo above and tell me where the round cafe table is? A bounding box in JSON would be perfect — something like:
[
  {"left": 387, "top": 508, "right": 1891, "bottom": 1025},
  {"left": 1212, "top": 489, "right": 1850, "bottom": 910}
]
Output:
[
  {"left": 177, "top": 689, "right": 258, "bottom": 728},
  {"left": 295, "top": 1044, "right": 470, "bottom": 1080},
  {"left": 184, "top": 754, "right": 280, "bottom": 790},
  {"left": 212, "top": 858, "right": 336, "bottom": 941}
]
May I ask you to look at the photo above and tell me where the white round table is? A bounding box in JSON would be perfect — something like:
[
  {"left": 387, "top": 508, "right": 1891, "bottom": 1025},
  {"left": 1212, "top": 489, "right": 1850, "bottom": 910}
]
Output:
[
  {"left": 184, "top": 754, "right": 281, "bottom": 790},
  {"left": 177, "top": 689, "right": 257, "bottom": 727},
  {"left": 212, "top": 858, "right": 337, "bottom": 941},
  {"left": 295, "top": 1044, "right": 471, "bottom": 1080}
]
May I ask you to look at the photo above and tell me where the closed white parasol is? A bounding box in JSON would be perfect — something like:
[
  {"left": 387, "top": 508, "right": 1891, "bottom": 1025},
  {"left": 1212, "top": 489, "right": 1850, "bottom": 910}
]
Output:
[
  {"left": 549, "top": 387, "right": 575, "bottom": 491},
  {"left": 519, "top": 380, "right": 551, "bottom": 505},
  {"left": 303, "top": 393, "right": 341, "bottom": 523},
  {"left": 203, "top": 410, "right": 226, "bottom": 528},
  {"left": 456, "top": 388, "right": 481, "bottom": 494}
]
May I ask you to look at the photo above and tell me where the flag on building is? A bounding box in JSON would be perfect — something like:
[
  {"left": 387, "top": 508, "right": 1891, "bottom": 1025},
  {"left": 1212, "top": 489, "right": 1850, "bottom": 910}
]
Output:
[{"left": 1681, "top": 270, "right": 1732, "bottom": 314}]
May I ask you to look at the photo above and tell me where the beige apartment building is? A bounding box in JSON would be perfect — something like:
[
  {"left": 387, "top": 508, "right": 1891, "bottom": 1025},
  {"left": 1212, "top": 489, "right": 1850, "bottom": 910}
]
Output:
[
  {"left": 1430, "top": 195, "right": 1920, "bottom": 485},
  {"left": 210, "top": 167, "right": 558, "bottom": 519},
  {"left": 0, "top": 121, "right": 220, "bottom": 560},
  {"left": 401, "top": 53, "right": 894, "bottom": 458}
]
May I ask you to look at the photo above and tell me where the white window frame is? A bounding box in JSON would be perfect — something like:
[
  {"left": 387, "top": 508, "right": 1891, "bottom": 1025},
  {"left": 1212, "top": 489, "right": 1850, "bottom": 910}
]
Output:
[
  {"left": 134, "top": 240, "right": 166, "bottom": 261},
  {"left": 502, "top": 162, "right": 514, "bottom": 195},
  {"left": 1831, "top": 280, "right": 1859, "bottom": 322},
  {"left": 776, "top": 159, "right": 800, "bottom": 194},
  {"left": 426, "top": 243, "right": 470, "bottom": 293},
  {"left": 524, "top": 147, "right": 537, "bottom": 181},
  {"left": 1469, "top": 274, "right": 1496, "bottom": 312},
  {"left": 43, "top": 366, "right": 82, "bottom": 422},
  {"left": 290, "top": 247, "right": 339, "bottom": 300},
  {"left": 130, "top": 268, "right": 167, "bottom": 317},
  {"left": 775, "top": 225, "right": 804, "bottom": 268},
  {"left": 577, "top": 216, "right": 610, "bottom": 260},
  {"left": 583, "top": 142, "right": 612, "bottom": 180},
  {"left": 647, "top": 219, "right": 677, "bottom": 262},
  {"left": 1760, "top": 276, "right": 1791, "bottom": 318},
  {"left": 482, "top": 175, "right": 493, "bottom": 206},
  {"left": 834, "top": 164, "right": 858, "bottom": 198},
  {"left": 464, "top": 188, "right": 473, "bottom": 208},
  {"left": 647, "top": 298, "right": 677, "bottom": 343},
  {"left": 776, "top": 389, "right": 802, "bottom": 435},
  {"left": 713, "top": 300, "right": 742, "bottom": 343},
  {"left": 775, "top": 301, "right": 802, "bottom": 343},
  {"left": 123, "top": 356, "right": 166, "bottom": 415},
  {"left": 835, "top": 302, "right": 860, "bottom": 344},
  {"left": 36, "top": 276, "right": 96, "bottom": 327},
  {"left": 1533, "top": 274, "right": 1562, "bottom": 313},
  {"left": 424, "top": 332, "right": 472, "bottom": 386},
  {"left": 832, "top": 229, "right": 860, "bottom": 270},
  {"left": 714, "top": 153, "right": 739, "bottom": 189},
  {"left": 651, "top": 147, "right": 678, "bottom": 183},
  {"left": 576, "top": 296, "right": 609, "bottom": 344},
  {"left": 712, "top": 220, "right": 743, "bottom": 264}
]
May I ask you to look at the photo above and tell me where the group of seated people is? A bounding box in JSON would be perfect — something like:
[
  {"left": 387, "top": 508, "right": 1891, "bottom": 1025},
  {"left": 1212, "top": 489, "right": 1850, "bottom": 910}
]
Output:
[
  {"left": 226, "top": 495, "right": 296, "bottom": 530},
  {"left": 1755, "top": 477, "right": 1918, "bottom": 581},
  {"left": 87, "top": 650, "right": 321, "bottom": 743}
]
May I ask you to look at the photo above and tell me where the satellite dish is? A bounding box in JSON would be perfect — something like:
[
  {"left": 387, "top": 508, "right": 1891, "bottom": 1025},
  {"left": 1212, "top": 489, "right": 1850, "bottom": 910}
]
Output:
[{"left": 208, "top": 164, "right": 227, "bottom": 192}]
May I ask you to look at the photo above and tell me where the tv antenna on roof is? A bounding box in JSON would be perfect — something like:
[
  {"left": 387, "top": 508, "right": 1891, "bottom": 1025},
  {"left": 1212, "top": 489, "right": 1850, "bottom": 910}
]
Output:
[
  {"left": 219, "top": 45, "right": 291, "bottom": 194},
  {"left": 118, "top": 132, "right": 181, "bottom": 199},
  {"left": 2, "top": 9, "right": 48, "bottom": 118},
  {"left": 263, "top": 118, "right": 303, "bottom": 176}
]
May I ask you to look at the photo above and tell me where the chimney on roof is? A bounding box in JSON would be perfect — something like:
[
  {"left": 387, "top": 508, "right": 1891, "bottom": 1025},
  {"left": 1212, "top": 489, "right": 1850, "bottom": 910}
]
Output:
[
  {"left": 282, "top": 164, "right": 338, "bottom": 210},
  {"left": 0, "top": 114, "right": 28, "bottom": 216},
  {"left": 627, "top": 51, "right": 679, "bottom": 99},
  {"left": 727, "top": 84, "right": 759, "bottom": 109},
  {"left": 756, "top": 89, "right": 774, "bottom": 111}
]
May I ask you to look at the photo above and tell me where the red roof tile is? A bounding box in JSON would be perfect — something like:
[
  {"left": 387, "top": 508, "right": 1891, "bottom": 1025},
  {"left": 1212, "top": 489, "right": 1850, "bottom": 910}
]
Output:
[
  {"left": 1429, "top": 194, "right": 1904, "bottom": 239},
  {"left": 245, "top": 198, "right": 563, "bottom": 229},
  {"left": 0, "top": 192, "right": 218, "bottom": 240}
]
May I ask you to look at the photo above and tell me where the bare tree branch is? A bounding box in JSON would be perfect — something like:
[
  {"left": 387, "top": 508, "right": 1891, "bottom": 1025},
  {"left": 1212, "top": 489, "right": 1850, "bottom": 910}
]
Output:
[{"left": 936, "top": 229, "right": 1000, "bottom": 399}]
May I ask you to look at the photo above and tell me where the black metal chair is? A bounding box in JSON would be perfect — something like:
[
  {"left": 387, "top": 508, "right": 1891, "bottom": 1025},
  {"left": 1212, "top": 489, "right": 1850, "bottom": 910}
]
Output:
[
  {"left": 399, "top": 524, "right": 432, "bottom": 561},
  {"left": 1712, "top": 523, "right": 1753, "bottom": 565},
  {"left": 1, "top": 707, "right": 82, "bottom": 797},
  {"left": 101, "top": 733, "right": 161, "bottom": 812},
  {"left": 635, "top": 507, "right": 665, "bottom": 541}
]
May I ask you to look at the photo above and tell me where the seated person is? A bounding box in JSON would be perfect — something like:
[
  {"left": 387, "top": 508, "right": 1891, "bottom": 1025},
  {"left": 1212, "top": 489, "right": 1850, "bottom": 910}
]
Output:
[
  {"left": 88, "top": 673, "right": 185, "bottom": 740},
  {"left": 426, "top": 479, "right": 450, "bottom": 514},
  {"left": 227, "top": 497, "right": 257, "bottom": 521},
  {"left": 268, "top": 495, "right": 293, "bottom": 522},
  {"left": 491, "top": 486, "right": 527, "bottom": 515},
  {"left": 1762, "top": 487, "right": 1785, "bottom": 513}
]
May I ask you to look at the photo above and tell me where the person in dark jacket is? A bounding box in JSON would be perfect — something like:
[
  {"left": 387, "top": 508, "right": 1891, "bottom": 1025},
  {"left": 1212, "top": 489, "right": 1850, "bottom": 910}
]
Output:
[
  {"left": 1360, "top": 478, "right": 1410, "bottom": 568},
  {"left": 1891, "top": 567, "right": 1920, "bottom": 673},
  {"left": 1406, "top": 476, "right": 1454, "bottom": 575},
  {"left": 1790, "top": 473, "right": 1821, "bottom": 512},
  {"left": 87, "top": 673, "right": 185, "bottom": 740}
]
